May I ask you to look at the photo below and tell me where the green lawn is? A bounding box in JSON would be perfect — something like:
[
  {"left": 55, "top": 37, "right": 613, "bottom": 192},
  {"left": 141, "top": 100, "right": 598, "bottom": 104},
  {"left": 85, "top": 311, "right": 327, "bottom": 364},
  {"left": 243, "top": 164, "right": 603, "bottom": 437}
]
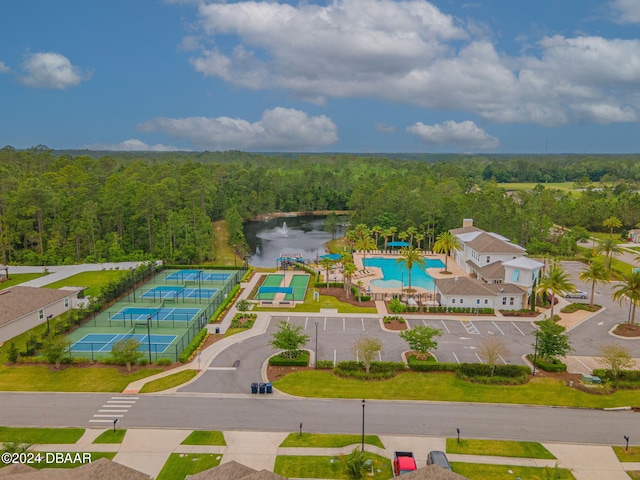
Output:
[
  {"left": 613, "top": 446, "right": 640, "bottom": 462},
  {"left": 0, "top": 427, "right": 84, "bottom": 444},
  {"left": 273, "top": 370, "right": 640, "bottom": 408},
  {"left": 92, "top": 429, "right": 126, "bottom": 444},
  {"left": 274, "top": 453, "right": 392, "bottom": 479},
  {"left": 139, "top": 370, "right": 197, "bottom": 393},
  {"left": 451, "top": 462, "right": 575, "bottom": 479},
  {"left": 181, "top": 431, "right": 226, "bottom": 446},
  {"left": 0, "top": 273, "right": 45, "bottom": 290},
  {"left": 446, "top": 438, "right": 555, "bottom": 459},
  {"left": 498, "top": 182, "right": 580, "bottom": 192},
  {"left": 255, "top": 289, "right": 376, "bottom": 314},
  {"left": 43, "top": 270, "right": 127, "bottom": 297},
  {"left": 0, "top": 365, "right": 163, "bottom": 392},
  {"left": 280, "top": 433, "right": 384, "bottom": 449},
  {"left": 156, "top": 453, "right": 221, "bottom": 480}
]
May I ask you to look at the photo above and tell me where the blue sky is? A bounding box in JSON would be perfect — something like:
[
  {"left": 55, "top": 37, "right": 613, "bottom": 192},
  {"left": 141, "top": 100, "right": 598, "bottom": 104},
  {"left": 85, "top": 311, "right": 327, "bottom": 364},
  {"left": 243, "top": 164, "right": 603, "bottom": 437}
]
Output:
[{"left": 1, "top": 0, "right": 640, "bottom": 153}]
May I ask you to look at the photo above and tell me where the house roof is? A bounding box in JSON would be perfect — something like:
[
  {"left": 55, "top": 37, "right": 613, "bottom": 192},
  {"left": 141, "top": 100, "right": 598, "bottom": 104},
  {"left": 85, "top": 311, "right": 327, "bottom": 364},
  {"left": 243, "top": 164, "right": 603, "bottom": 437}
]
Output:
[
  {"left": 436, "top": 277, "right": 525, "bottom": 296},
  {"left": 0, "top": 458, "right": 150, "bottom": 480},
  {"left": 399, "top": 464, "right": 469, "bottom": 479},
  {"left": 475, "top": 261, "right": 505, "bottom": 280},
  {"left": 189, "top": 461, "right": 258, "bottom": 480},
  {"left": 449, "top": 226, "right": 482, "bottom": 235},
  {"left": 465, "top": 232, "right": 525, "bottom": 255},
  {"left": 502, "top": 257, "right": 544, "bottom": 270},
  {"left": 0, "top": 286, "right": 76, "bottom": 327}
]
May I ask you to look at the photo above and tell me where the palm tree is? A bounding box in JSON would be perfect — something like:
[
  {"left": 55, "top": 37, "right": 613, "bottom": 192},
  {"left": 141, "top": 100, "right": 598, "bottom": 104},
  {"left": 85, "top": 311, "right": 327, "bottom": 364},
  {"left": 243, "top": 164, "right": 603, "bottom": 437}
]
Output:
[
  {"left": 603, "top": 216, "right": 622, "bottom": 236},
  {"left": 612, "top": 271, "right": 640, "bottom": 327},
  {"left": 381, "top": 228, "right": 391, "bottom": 251},
  {"left": 319, "top": 257, "right": 335, "bottom": 292},
  {"left": 432, "top": 231, "right": 462, "bottom": 273},
  {"left": 536, "top": 262, "right": 575, "bottom": 320},
  {"left": 396, "top": 246, "right": 426, "bottom": 292},
  {"left": 340, "top": 448, "right": 368, "bottom": 480},
  {"left": 389, "top": 226, "right": 397, "bottom": 243},
  {"left": 595, "top": 237, "right": 623, "bottom": 270},
  {"left": 343, "top": 262, "right": 357, "bottom": 299},
  {"left": 353, "top": 225, "right": 376, "bottom": 268},
  {"left": 371, "top": 225, "right": 382, "bottom": 249},
  {"left": 578, "top": 259, "right": 609, "bottom": 307},
  {"left": 406, "top": 226, "right": 418, "bottom": 246},
  {"left": 415, "top": 233, "right": 424, "bottom": 250}
]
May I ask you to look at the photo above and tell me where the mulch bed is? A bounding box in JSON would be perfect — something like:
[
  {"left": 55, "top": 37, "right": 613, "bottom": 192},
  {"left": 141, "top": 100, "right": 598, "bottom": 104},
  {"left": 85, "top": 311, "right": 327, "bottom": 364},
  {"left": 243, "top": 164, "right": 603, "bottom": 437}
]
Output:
[
  {"left": 267, "top": 365, "right": 314, "bottom": 382},
  {"left": 321, "top": 286, "right": 376, "bottom": 308},
  {"left": 613, "top": 323, "right": 640, "bottom": 337},
  {"left": 384, "top": 319, "right": 407, "bottom": 330}
]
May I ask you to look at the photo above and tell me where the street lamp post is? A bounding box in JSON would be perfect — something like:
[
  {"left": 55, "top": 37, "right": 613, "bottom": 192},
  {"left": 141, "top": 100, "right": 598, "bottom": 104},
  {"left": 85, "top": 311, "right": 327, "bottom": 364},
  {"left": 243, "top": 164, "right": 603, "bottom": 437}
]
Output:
[
  {"left": 361, "top": 399, "right": 366, "bottom": 452},
  {"left": 315, "top": 321, "right": 319, "bottom": 369}
]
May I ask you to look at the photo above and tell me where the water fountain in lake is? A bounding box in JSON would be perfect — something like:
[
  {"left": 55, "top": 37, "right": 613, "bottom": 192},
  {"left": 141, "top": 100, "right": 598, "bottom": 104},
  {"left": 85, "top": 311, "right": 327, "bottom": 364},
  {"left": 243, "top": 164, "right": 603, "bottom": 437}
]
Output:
[{"left": 244, "top": 216, "right": 344, "bottom": 268}]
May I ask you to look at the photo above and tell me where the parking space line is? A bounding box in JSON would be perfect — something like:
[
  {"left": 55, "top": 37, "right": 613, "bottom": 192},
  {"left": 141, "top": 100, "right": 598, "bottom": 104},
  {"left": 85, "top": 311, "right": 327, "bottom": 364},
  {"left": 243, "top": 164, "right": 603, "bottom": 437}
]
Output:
[
  {"left": 491, "top": 321, "right": 505, "bottom": 335},
  {"left": 452, "top": 352, "right": 460, "bottom": 363},
  {"left": 304, "top": 317, "right": 308, "bottom": 330},
  {"left": 378, "top": 351, "right": 382, "bottom": 361},
  {"left": 461, "top": 320, "right": 480, "bottom": 335},
  {"left": 343, "top": 317, "right": 346, "bottom": 331},
  {"left": 361, "top": 318, "right": 365, "bottom": 331},
  {"left": 475, "top": 353, "right": 483, "bottom": 363},
  {"left": 333, "top": 349, "right": 337, "bottom": 365},
  {"left": 441, "top": 320, "right": 451, "bottom": 334},
  {"left": 324, "top": 317, "right": 327, "bottom": 331},
  {"left": 511, "top": 322, "right": 526, "bottom": 336},
  {"left": 498, "top": 354, "right": 507, "bottom": 364}
]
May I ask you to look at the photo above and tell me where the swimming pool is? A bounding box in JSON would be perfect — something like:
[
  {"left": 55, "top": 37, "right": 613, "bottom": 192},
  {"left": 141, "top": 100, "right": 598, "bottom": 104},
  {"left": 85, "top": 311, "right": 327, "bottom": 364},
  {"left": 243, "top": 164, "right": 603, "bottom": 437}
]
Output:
[{"left": 364, "top": 257, "right": 445, "bottom": 290}]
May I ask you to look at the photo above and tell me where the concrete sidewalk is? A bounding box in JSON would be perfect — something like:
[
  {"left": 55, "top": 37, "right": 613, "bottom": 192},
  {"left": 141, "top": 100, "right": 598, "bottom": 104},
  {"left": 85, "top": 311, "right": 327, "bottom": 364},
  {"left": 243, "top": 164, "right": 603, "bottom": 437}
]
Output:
[{"left": 31, "top": 428, "right": 639, "bottom": 479}]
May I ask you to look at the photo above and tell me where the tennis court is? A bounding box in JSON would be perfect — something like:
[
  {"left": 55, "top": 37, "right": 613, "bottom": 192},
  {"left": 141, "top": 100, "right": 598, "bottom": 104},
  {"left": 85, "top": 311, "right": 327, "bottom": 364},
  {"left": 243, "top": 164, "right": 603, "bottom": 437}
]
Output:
[
  {"left": 141, "top": 285, "right": 218, "bottom": 300},
  {"left": 109, "top": 307, "right": 201, "bottom": 322},
  {"left": 70, "top": 333, "right": 178, "bottom": 353},
  {"left": 164, "top": 270, "right": 231, "bottom": 282}
]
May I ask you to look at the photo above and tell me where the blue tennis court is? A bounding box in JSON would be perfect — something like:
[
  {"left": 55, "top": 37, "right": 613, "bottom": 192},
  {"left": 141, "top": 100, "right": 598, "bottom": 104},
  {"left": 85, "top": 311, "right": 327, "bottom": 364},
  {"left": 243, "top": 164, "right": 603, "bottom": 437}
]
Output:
[
  {"left": 71, "top": 333, "right": 178, "bottom": 353},
  {"left": 109, "top": 307, "right": 201, "bottom": 322},
  {"left": 165, "top": 270, "right": 231, "bottom": 282},
  {"left": 141, "top": 285, "right": 218, "bottom": 300}
]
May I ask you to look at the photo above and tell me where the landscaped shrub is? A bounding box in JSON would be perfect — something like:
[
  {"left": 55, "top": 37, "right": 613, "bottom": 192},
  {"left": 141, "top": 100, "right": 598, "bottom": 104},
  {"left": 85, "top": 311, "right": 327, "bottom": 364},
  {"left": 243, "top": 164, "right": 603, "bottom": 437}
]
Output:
[
  {"left": 561, "top": 303, "right": 600, "bottom": 313},
  {"left": 316, "top": 360, "right": 334, "bottom": 369},
  {"left": 210, "top": 285, "right": 241, "bottom": 323},
  {"left": 388, "top": 299, "right": 405, "bottom": 313},
  {"left": 138, "top": 358, "right": 149, "bottom": 366},
  {"left": 335, "top": 369, "right": 395, "bottom": 380},
  {"left": 383, "top": 315, "right": 405, "bottom": 324},
  {"left": 178, "top": 328, "right": 208, "bottom": 363},
  {"left": 335, "top": 360, "right": 365, "bottom": 371},
  {"left": 155, "top": 358, "right": 172, "bottom": 366},
  {"left": 369, "top": 361, "right": 407, "bottom": 373},
  {"left": 527, "top": 354, "right": 567, "bottom": 372},
  {"left": 407, "top": 357, "right": 458, "bottom": 372},
  {"left": 457, "top": 375, "right": 528, "bottom": 385},
  {"left": 456, "top": 363, "right": 530, "bottom": 384},
  {"left": 333, "top": 360, "right": 406, "bottom": 380},
  {"left": 230, "top": 312, "right": 256, "bottom": 328},
  {"left": 593, "top": 369, "right": 640, "bottom": 383},
  {"left": 269, "top": 351, "right": 309, "bottom": 366}
]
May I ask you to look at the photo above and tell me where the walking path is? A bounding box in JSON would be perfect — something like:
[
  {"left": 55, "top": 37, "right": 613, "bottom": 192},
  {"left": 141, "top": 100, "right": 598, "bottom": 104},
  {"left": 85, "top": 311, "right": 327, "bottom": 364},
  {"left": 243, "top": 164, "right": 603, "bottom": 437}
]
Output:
[{"left": 32, "top": 427, "right": 638, "bottom": 479}]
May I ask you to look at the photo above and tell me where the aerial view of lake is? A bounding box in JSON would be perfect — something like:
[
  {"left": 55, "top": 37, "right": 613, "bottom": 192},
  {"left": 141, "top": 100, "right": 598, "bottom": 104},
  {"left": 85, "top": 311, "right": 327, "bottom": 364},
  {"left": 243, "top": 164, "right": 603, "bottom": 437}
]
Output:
[{"left": 243, "top": 216, "right": 345, "bottom": 268}]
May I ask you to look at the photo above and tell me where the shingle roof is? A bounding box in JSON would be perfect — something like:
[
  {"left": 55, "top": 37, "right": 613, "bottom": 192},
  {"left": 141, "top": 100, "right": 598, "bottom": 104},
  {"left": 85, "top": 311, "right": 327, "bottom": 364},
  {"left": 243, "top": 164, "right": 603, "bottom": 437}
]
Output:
[
  {"left": 397, "top": 464, "right": 469, "bottom": 479},
  {"left": 0, "top": 458, "right": 150, "bottom": 480},
  {"left": 188, "top": 461, "right": 258, "bottom": 480},
  {"left": 449, "top": 226, "right": 482, "bottom": 235},
  {"left": 465, "top": 232, "right": 525, "bottom": 254},
  {"left": 502, "top": 257, "right": 544, "bottom": 269},
  {"left": 0, "top": 286, "right": 75, "bottom": 326},
  {"left": 436, "top": 277, "right": 524, "bottom": 296},
  {"left": 476, "top": 261, "right": 505, "bottom": 280}
]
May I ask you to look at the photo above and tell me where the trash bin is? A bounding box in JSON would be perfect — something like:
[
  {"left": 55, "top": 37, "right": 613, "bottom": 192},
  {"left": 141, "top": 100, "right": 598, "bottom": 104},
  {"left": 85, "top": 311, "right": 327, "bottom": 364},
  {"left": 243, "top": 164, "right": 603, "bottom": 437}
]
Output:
[
  {"left": 259, "top": 383, "right": 266, "bottom": 394},
  {"left": 251, "top": 382, "right": 258, "bottom": 394},
  {"left": 266, "top": 382, "right": 272, "bottom": 394},
  {"left": 215, "top": 327, "right": 220, "bottom": 334}
]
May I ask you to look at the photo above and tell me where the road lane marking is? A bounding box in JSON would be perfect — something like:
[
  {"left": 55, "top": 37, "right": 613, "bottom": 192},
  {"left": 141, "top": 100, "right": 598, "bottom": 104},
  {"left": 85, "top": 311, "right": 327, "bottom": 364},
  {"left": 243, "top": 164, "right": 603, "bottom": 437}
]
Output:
[
  {"left": 207, "top": 367, "right": 236, "bottom": 371},
  {"left": 89, "top": 420, "right": 115, "bottom": 423},
  {"left": 93, "top": 414, "right": 124, "bottom": 418},
  {"left": 491, "top": 321, "right": 505, "bottom": 335},
  {"left": 511, "top": 322, "right": 526, "bottom": 336},
  {"left": 98, "top": 410, "right": 128, "bottom": 413},
  {"left": 111, "top": 396, "right": 139, "bottom": 400},
  {"left": 461, "top": 320, "right": 480, "bottom": 335}
]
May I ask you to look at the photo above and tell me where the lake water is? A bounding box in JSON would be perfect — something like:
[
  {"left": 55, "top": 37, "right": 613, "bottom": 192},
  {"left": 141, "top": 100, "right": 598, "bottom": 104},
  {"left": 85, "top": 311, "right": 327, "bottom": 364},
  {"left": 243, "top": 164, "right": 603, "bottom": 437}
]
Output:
[{"left": 243, "top": 216, "right": 345, "bottom": 268}]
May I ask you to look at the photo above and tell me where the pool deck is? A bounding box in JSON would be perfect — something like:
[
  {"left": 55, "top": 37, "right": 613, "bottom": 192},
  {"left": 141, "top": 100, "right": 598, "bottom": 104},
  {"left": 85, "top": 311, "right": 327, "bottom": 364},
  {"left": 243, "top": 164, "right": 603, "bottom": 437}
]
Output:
[{"left": 349, "top": 251, "right": 468, "bottom": 296}]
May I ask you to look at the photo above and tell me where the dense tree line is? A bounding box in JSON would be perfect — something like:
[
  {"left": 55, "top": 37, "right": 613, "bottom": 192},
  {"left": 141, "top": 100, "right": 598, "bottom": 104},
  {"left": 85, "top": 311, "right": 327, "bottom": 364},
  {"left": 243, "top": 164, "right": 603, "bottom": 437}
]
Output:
[{"left": 1, "top": 145, "right": 640, "bottom": 265}]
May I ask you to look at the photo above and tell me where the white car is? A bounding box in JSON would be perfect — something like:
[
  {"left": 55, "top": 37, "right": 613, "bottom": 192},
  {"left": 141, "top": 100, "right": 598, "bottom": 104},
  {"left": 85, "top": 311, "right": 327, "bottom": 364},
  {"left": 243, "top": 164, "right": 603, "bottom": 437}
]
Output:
[{"left": 564, "top": 290, "right": 588, "bottom": 299}]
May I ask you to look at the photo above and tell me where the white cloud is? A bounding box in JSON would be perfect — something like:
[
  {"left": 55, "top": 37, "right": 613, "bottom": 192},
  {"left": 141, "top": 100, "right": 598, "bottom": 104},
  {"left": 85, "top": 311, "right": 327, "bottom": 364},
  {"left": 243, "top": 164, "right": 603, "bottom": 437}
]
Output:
[
  {"left": 79, "top": 139, "right": 182, "bottom": 151},
  {"left": 138, "top": 107, "right": 338, "bottom": 151},
  {"left": 407, "top": 120, "right": 499, "bottom": 150},
  {"left": 0, "top": 61, "right": 9, "bottom": 74},
  {"left": 611, "top": 0, "right": 640, "bottom": 23},
  {"left": 183, "top": 0, "right": 640, "bottom": 127},
  {"left": 20, "top": 52, "right": 89, "bottom": 89}
]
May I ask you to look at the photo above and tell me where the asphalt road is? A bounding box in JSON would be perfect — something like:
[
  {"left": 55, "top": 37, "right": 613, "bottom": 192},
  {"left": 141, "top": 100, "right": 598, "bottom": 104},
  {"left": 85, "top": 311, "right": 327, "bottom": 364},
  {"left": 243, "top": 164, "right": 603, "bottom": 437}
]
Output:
[{"left": 1, "top": 392, "right": 638, "bottom": 445}]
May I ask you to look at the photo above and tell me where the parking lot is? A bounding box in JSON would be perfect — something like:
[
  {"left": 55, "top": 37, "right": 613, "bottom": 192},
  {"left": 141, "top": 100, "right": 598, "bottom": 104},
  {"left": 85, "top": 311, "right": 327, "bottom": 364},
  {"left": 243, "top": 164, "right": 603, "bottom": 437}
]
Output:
[{"left": 270, "top": 315, "right": 539, "bottom": 366}]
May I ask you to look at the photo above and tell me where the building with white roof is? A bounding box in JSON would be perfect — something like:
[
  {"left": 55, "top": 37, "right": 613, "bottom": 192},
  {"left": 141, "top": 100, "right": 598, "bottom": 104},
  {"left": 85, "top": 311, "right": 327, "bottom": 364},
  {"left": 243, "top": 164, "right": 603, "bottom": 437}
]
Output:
[{"left": 434, "top": 219, "right": 544, "bottom": 311}]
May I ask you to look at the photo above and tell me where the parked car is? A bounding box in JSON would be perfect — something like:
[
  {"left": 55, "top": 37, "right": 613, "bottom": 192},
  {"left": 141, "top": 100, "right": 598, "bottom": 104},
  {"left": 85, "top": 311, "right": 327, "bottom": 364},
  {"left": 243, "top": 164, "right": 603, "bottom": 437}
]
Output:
[
  {"left": 426, "top": 450, "right": 452, "bottom": 471},
  {"left": 563, "top": 290, "right": 588, "bottom": 299},
  {"left": 393, "top": 451, "right": 417, "bottom": 476}
]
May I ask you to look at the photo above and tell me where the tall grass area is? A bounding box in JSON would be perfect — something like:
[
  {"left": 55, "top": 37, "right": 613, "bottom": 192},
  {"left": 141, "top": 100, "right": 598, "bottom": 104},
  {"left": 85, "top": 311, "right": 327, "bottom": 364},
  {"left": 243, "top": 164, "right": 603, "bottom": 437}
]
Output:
[
  {"left": 0, "top": 273, "right": 45, "bottom": 290},
  {"left": 43, "top": 270, "right": 128, "bottom": 297}
]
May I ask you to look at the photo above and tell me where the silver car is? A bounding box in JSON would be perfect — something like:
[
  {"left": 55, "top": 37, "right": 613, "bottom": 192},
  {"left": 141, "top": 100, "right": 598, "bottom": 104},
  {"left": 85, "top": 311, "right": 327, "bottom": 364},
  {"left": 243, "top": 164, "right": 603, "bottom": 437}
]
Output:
[{"left": 564, "top": 290, "right": 588, "bottom": 299}]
